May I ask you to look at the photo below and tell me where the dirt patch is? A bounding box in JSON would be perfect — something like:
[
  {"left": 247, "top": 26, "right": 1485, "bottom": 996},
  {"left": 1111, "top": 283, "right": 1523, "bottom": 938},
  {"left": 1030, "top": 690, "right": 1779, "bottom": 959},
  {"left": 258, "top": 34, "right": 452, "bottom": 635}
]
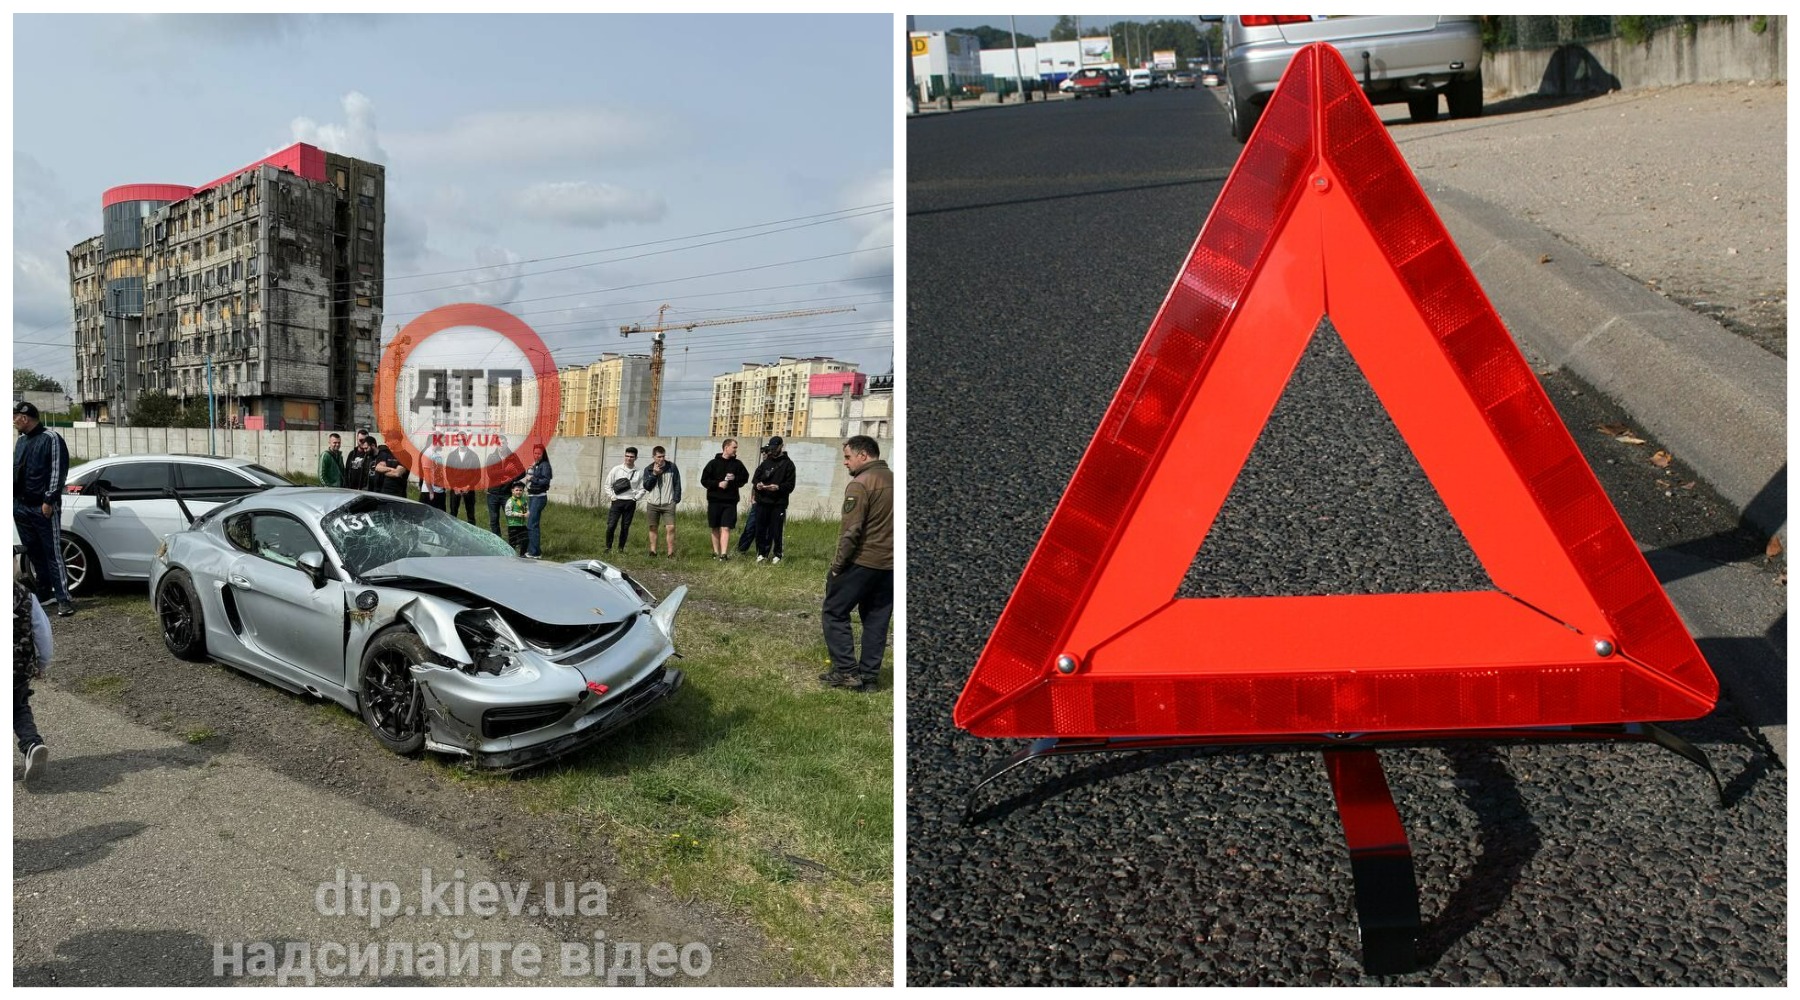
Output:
[
  {"left": 1389, "top": 82, "right": 1787, "bottom": 357},
  {"left": 46, "top": 593, "right": 811, "bottom": 985}
]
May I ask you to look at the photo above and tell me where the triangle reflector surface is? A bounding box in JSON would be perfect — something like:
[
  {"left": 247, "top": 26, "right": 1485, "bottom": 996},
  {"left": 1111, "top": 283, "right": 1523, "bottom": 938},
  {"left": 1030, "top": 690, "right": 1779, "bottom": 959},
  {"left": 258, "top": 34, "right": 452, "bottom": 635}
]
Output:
[{"left": 954, "top": 44, "right": 1718, "bottom": 739}]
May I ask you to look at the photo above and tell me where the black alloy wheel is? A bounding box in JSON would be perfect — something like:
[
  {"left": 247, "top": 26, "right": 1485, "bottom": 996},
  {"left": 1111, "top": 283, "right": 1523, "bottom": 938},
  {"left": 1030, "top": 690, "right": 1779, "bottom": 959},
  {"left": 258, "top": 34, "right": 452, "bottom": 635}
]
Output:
[{"left": 358, "top": 630, "right": 431, "bottom": 755}]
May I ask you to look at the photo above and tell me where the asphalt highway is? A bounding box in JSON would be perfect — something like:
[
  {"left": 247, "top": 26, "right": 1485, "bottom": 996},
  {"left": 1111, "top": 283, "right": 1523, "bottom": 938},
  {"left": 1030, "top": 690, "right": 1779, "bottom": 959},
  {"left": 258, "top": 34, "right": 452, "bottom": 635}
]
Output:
[{"left": 905, "top": 89, "right": 1784, "bottom": 986}]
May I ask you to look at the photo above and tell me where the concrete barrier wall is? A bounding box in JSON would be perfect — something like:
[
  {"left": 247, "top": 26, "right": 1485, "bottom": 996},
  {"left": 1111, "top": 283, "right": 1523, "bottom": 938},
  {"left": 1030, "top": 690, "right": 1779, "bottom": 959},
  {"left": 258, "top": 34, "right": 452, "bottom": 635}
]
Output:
[
  {"left": 62, "top": 428, "right": 896, "bottom": 521},
  {"left": 1484, "top": 17, "right": 1785, "bottom": 98}
]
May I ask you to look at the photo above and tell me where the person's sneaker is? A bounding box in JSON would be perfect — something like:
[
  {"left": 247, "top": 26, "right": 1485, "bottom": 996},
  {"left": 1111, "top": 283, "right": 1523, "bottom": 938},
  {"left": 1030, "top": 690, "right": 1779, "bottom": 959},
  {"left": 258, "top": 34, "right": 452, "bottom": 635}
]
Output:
[
  {"left": 23, "top": 743, "right": 47, "bottom": 781},
  {"left": 56, "top": 599, "right": 74, "bottom": 618},
  {"left": 818, "top": 671, "right": 863, "bottom": 690},
  {"left": 755, "top": 554, "right": 766, "bottom": 564},
  {"left": 525, "top": 553, "right": 541, "bottom": 560},
  {"left": 771, "top": 557, "right": 782, "bottom": 565}
]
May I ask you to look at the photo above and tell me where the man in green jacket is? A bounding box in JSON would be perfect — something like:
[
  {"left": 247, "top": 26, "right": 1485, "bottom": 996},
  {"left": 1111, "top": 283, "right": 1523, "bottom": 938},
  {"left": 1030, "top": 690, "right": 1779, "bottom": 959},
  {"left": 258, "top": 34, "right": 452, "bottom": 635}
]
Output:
[
  {"left": 820, "top": 435, "right": 894, "bottom": 691},
  {"left": 318, "top": 433, "right": 345, "bottom": 487}
]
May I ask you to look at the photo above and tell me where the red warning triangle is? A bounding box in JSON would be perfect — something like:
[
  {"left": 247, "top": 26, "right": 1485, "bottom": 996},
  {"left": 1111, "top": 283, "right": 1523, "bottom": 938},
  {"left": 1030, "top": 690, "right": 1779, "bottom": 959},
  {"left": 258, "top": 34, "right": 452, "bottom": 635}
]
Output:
[{"left": 954, "top": 44, "right": 1717, "bottom": 739}]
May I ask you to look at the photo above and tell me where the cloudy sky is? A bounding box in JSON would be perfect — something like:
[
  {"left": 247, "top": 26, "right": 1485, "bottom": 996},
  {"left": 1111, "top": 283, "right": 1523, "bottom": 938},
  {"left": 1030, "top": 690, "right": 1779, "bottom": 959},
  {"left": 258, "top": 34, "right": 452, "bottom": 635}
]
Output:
[{"left": 14, "top": 13, "right": 894, "bottom": 434}]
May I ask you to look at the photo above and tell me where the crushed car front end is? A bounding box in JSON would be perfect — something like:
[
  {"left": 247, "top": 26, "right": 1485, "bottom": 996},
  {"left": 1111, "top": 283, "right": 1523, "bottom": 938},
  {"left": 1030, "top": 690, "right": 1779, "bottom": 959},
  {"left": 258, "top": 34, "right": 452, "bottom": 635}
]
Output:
[{"left": 362, "top": 556, "right": 689, "bottom": 771}]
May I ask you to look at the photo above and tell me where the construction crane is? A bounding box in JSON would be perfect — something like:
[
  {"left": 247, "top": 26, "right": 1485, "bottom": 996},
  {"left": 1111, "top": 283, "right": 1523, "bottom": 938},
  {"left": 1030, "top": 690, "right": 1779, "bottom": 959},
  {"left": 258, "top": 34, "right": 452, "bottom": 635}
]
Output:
[{"left": 620, "top": 303, "right": 856, "bottom": 436}]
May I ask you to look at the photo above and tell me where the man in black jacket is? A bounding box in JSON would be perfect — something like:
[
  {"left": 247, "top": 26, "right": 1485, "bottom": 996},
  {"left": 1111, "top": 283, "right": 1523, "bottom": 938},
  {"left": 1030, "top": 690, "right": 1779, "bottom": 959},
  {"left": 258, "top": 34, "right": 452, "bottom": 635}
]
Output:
[
  {"left": 699, "top": 439, "right": 750, "bottom": 561},
  {"left": 11, "top": 402, "right": 73, "bottom": 616},
  {"left": 344, "top": 436, "right": 374, "bottom": 490},
  {"left": 749, "top": 436, "right": 796, "bottom": 564},
  {"left": 371, "top": 441, "right": 411, "bottom": 497}
]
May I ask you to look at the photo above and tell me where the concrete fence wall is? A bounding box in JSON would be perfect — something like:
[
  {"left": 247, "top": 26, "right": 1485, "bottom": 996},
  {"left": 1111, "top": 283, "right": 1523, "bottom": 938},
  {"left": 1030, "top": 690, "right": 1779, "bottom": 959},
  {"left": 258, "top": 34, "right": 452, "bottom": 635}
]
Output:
[
  {"left": 1484, "top": 17, "right": 1785, "bottom": 98},
  {"left": 61, "top": 427, "right": 896, "bottom": 521}
]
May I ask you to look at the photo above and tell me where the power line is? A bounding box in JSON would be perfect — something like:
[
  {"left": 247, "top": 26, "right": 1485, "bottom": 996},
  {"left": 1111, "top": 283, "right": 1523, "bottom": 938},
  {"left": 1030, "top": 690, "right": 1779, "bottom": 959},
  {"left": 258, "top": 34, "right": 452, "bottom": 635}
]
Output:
[
  {"left": 375, "top": 206, "right": 892, "bottom": 301},
  {"left": 344, "top": 201, "right": 891, "bottom": 291},
  {"left": 380, "top": 245, "right": 892, "bottom": 322}
]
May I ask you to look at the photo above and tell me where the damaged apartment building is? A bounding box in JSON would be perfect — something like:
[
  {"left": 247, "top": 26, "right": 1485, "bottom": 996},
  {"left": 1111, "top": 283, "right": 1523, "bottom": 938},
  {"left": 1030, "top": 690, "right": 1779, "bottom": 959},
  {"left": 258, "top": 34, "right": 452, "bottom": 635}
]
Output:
[{"left": 70, "top": 142, "right": 384, "bottom": 429}]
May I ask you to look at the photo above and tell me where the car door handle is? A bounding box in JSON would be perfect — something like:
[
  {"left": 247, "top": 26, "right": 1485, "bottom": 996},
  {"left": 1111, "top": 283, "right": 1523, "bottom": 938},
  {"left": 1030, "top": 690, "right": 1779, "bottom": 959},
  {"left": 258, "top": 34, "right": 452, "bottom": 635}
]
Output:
[{"left": 228, "top": 574, "right": 253, "bottom": 590}]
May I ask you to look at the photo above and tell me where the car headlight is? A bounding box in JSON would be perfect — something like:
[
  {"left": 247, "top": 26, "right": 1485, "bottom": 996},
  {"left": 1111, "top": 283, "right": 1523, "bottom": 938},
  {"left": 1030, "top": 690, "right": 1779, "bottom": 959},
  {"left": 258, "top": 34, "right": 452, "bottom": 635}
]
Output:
[{"left": 454, "top": 608, "right": 520, "bottom": 675}]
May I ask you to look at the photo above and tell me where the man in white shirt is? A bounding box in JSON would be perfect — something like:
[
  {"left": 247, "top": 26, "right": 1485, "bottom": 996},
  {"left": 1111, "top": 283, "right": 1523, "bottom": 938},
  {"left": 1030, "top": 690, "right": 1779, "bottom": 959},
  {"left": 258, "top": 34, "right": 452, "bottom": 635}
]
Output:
[{"left": 603, "top": 447, "right": 647, "bottom": 554}]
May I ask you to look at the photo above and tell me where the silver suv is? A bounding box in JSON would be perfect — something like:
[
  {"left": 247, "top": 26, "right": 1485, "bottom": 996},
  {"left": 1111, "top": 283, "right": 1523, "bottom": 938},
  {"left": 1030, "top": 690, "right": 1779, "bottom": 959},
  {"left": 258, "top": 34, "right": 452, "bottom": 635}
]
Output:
[{"left": 1213, "top": 15, "right": 1484, "bottom": 142}]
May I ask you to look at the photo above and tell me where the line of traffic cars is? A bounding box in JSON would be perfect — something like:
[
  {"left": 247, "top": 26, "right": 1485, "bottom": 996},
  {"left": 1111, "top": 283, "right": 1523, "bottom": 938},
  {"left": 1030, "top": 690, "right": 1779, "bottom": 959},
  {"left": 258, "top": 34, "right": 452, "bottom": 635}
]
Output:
[
  {"left": 29, "top": 452, "right": 687, "bottom": 770},
  {"left": 1058, "top": 65, "right": 1221, "bottom": 99}
]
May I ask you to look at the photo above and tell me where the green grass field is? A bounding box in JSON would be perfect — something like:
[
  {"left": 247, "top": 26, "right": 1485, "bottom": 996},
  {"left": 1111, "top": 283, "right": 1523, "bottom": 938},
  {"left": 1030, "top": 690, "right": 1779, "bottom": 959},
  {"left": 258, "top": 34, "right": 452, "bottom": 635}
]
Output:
[
  {"left": 126, "top": 478, "right": 892, "bottom": 984},
  {"left": 516, "top": 501, "right": 893, "bottom": 984}
]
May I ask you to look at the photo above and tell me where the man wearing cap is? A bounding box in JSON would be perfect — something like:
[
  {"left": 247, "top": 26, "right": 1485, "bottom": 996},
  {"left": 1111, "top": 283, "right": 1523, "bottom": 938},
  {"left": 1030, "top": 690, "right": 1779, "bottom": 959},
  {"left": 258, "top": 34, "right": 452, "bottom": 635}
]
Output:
[
  {"left": 749, "top": 436, "right": 796, "bottom": 564},
  {"left": 11, "top": 402, "right": 74, "bottom": 616},
  {"left": 820, "top": 435, "right": 894, "bottom": 690}
]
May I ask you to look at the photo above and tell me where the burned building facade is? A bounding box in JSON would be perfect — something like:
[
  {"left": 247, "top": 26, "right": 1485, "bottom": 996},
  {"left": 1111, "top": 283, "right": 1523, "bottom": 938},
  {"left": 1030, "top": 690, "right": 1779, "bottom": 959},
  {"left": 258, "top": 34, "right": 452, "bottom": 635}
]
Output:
[{"left": 71, "top": 143, "right": 384, "bottom": 429}]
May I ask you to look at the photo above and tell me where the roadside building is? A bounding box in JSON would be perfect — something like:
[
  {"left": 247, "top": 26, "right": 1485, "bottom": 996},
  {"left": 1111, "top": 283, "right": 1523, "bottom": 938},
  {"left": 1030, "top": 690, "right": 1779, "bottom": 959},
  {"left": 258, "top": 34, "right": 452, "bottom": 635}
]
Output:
[
  {"left": 70, "top": 142, "right": 385, "bottom": 429},
  {"left": 553, "top": 354, "right": 654, "bottom": 437},
  {"left": 807, "top": 372, "right": 893, "bottom": 440},
  {"left": 710, "top": 356, "right": 859, "bottom": 439},
  {"left": 909, "top": 30, "right": 983, "bottom": 100}
]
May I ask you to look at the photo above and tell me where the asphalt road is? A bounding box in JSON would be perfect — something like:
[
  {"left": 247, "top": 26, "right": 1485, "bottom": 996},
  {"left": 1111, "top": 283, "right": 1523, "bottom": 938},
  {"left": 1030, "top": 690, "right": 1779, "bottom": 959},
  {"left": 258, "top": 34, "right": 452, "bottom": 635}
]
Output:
[{"left": 905, "top": 89, "right": 1784, "bottom": 986}]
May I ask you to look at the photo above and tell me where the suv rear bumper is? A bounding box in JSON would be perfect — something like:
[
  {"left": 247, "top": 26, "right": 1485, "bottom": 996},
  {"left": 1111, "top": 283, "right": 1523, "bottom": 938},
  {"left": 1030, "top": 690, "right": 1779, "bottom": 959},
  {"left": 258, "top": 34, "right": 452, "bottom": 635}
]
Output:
[{"left": 1228, "top": 23, "right": 1480, "bottom": 108}]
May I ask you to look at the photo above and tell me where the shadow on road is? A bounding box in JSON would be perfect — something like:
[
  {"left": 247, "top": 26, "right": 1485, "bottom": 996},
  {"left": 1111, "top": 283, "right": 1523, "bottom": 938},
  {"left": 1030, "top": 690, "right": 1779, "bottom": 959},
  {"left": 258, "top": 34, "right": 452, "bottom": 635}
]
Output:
[
  {"left": 14, "top": 821, "right": 149, "bottom": 877},
  {"left": 1653, "top": 464, "right": 1786, "bottom": 580},
  {"left": 15, "top": 743, "right": 221, "bottom": 796},
  {"left": 16, "top": 929, "right": 223, "bottom": 986},
  {"left": 1416, "top": 746, "right": 1539, "bottom": 966}
]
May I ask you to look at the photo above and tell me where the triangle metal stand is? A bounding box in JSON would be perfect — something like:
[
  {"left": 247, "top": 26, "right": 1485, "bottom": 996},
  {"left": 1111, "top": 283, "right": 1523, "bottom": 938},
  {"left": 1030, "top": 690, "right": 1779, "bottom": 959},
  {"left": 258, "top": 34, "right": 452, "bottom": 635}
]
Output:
[{"left": 961, "top": 724, "right": 1721, "bottom": 976}]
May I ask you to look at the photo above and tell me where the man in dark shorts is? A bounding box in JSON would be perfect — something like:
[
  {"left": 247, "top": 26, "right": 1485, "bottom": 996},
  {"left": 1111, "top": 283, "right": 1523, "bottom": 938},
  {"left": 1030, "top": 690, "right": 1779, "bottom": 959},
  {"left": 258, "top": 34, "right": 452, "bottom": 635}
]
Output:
[{"left": 700, "top": 438, "right": 750, "bottom": 561}]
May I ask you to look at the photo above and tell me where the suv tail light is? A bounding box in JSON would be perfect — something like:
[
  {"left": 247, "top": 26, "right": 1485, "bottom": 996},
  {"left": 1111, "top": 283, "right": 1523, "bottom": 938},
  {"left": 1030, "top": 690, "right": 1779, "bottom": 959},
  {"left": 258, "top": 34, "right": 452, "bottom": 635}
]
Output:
[{"left": 1240, "top": 15, "right": 1314, "bottom": 27}]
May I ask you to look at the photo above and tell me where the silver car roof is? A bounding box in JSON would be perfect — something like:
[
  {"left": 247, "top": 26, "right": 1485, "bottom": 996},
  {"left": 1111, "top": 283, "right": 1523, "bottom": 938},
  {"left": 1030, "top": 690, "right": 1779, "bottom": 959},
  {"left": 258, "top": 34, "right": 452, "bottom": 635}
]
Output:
[{"left": 227, "top": 486, "right": 407, "bottom": 520}]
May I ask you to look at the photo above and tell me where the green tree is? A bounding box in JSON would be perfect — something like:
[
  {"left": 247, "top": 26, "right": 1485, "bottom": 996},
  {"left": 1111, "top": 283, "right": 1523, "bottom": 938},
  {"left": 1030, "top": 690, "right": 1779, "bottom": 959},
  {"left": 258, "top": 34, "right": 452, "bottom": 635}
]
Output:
[
  {"left": 13, "top": 368, "right": 64, "bottom": 394},
  {"left": 129, "top": 390, "right": 183, "bottom": 427},
  {"left": 1049, "top": 15, "right": 1078, "bottom": 41}
]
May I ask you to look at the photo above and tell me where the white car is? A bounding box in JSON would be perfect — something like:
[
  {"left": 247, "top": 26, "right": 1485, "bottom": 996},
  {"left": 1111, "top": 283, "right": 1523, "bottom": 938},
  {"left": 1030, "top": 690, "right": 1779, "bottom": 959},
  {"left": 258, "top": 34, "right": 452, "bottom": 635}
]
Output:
[
  {"left": 28, "top": 454, "right": 291, "bottom": 595},
  {"left": 1129, "top": 69, "right": 1154, "bottom": 92}
]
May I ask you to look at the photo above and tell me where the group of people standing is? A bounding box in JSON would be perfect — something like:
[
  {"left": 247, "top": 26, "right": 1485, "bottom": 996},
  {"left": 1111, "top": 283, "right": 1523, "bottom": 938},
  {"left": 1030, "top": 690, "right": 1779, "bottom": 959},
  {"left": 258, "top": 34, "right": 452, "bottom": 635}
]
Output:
[
  {"left": 317, "top": 432, "right": 554, "bottom": 556},
  {"left": 311, "top": 431, "right": 891, "bottom": 690}
]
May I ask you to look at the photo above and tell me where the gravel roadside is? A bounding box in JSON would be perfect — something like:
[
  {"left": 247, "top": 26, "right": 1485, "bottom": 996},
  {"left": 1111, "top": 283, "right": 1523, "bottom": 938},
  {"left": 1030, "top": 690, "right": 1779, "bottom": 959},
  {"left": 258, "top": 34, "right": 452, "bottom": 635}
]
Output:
[
  {"left": 13, "top": 597, "right": 800, "bottom": 987},
  {"left": 1380, "top": 83, "right": 1787, "bottom": 357}
]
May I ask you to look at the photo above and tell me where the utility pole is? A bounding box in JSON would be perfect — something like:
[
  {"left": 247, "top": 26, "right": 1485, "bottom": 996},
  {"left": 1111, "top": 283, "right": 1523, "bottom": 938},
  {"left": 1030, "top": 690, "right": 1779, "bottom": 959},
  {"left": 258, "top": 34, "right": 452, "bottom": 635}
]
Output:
[
  {"left": 1010, "top": 15, "right": 1026, "bottom": 99},
  {"left": 906, "top": 14, "right": 917, "bottom": 109},
  {"left": 206, "top": 353, "right": 216, "bottom": 456}
]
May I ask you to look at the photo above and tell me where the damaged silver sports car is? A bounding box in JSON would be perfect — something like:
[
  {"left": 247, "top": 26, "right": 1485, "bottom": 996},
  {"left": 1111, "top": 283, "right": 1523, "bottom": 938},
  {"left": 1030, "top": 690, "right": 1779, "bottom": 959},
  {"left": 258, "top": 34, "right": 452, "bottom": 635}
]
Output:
[{"left": 146, "top": 487, "right": 686, "bottom": 770}]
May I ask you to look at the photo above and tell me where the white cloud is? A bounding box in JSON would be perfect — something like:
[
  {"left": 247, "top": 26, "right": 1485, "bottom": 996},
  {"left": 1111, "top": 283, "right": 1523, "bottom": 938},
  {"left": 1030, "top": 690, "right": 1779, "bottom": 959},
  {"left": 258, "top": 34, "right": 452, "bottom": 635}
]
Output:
[
  {"left": 840, "top": 168, "right": 894, "bottom": 290},
  {"left": 12, "top": 152, "right": 93, "bottom": 386},
  {"left": 128, "top": 13, "right": 378, "bottom": 44},
  {"left": 465, "top": 246, "right": 527, "bottom": 306},
  {"left": 390, "top": 109, "right": 665, "bottom": 166},
  {"left": 514, "top": 181, "right": 667, "bottom": 229},
  {"left": 291, "top": 91, "right": 388, "bottom": 164}
]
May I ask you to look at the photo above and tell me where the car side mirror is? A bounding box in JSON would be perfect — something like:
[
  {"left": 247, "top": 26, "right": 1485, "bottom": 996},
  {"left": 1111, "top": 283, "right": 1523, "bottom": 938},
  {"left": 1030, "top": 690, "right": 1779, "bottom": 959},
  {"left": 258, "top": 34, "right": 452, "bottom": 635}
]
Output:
[
  {"left": 299, "top": 551, "right": 329, "bottom": 588},
  {"left": 92, "top": 479, "right": 112, "bottom": 515}
]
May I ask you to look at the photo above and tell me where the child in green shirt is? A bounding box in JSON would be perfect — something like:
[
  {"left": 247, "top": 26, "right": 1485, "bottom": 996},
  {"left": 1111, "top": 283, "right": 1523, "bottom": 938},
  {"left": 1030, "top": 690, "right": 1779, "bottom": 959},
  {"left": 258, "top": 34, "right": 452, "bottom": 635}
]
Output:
[{"left": 505, "top": 484, "right": 529, "bottom": 555}]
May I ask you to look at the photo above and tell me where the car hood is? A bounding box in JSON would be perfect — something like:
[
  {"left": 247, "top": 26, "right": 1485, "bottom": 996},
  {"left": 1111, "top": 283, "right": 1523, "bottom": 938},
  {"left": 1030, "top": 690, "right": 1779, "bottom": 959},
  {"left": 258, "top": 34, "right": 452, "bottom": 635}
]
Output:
[{"left": 363, "top": 556, "right": 646, "bottom": 625}]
